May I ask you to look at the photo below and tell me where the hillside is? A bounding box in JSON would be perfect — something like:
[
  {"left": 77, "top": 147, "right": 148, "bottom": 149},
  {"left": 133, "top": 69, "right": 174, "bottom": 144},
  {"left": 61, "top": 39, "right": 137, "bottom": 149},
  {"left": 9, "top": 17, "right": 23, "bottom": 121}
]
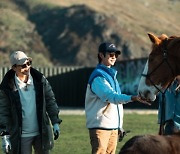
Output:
[
  {"left": 0, "top": 0, "right": 179, "bottom": 66},
  {"left": 0, "top": 0, "right": 54, "bottom": 66}
]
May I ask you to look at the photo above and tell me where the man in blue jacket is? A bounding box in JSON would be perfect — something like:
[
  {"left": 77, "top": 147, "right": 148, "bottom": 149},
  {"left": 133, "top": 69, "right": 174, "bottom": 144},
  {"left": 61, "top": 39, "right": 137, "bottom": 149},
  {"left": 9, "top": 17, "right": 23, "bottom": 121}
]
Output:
[
  {"left": 85, "top": 42, "right": 146, "bottom": 154},
  {"left": 158, "top": 76, "right": 180, "bottom": 135}
]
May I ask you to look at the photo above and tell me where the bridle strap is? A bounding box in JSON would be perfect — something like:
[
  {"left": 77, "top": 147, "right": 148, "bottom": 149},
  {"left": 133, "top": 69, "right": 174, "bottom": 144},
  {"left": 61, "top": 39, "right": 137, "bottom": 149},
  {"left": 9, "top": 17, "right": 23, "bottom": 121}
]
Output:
[
  {"left": 141, "top": 38, "right": 175, "bottom": 94},
  {"left": 142, "top": 60, "right": 166, "bottom": 93},
  {"left": 159, "top": 93, "right": 165, "bottom": 135},
  {"left": 142, "top": 59, "right": 175, "bottom": 94}
]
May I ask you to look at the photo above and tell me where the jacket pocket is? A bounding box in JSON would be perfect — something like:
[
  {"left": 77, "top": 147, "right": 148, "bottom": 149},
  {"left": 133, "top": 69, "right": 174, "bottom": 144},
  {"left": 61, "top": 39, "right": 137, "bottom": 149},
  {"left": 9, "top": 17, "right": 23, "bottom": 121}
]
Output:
[
  {"left": 102, "top": 102, "right": 112, "bottom": 119},
  {"left": 42, "top": 124, "right": 54, "bottom": 150}
]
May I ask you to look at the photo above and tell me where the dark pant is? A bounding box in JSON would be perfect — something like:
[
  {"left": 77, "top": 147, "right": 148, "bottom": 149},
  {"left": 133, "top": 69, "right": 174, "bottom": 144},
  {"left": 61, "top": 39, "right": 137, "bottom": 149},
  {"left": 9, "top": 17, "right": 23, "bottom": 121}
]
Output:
[
  {"left": 21, "top": 135, "right": 49, "bottom": 154},
  {"left": 164, "top": 120, "right": 175, "bottom": 135}
]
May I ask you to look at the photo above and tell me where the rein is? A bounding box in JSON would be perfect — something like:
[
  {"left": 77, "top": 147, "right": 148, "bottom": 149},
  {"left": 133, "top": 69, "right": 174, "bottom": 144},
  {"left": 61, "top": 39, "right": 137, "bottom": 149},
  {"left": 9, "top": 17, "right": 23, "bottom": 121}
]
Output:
[{"left": 141, "top": 39, "right": 175, "bottom": 135}]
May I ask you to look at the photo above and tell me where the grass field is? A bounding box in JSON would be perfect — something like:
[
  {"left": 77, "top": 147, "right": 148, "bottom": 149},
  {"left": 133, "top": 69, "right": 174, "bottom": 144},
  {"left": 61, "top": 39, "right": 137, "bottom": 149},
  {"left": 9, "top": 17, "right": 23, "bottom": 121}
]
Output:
[
  {"left": 52, "top": 114, "right": 159, "bottom": 154},
  {"left": 0, "top": 113, "right": 159, "bottom": 154}
]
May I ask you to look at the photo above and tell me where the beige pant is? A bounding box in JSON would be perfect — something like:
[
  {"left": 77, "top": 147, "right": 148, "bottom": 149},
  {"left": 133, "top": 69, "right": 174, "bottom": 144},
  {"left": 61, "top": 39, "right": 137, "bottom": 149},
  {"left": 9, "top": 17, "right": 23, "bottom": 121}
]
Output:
[{"left": 89, "top": 129, "right": 118, "bottom": 154}]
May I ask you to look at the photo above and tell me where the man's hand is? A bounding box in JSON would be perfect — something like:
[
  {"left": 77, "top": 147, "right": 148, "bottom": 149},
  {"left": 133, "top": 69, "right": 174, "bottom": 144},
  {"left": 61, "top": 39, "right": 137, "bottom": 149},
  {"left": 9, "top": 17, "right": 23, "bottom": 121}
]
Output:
[
  {"left": 118, "top": 128, "right": 130, "bottom": 142},
  {"left": 53, "top": 123, "right": 60, "bottom": 140},
  {"left": 131, "top": 96, "right": 151, "bottom": 105},
  {"left": 2, "top": 135, "right": 11, "bottom": 153}
]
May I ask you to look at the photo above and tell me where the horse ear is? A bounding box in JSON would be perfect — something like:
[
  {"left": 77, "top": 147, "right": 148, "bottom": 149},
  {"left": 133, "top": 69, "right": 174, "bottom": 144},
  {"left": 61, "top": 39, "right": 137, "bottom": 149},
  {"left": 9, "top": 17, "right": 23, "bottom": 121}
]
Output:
[
  {"left": 160, "top": 34, "right": 168, "bottom": 40},
  {"left": 147, "top": 33, "right": 161, "bottom": 45}
]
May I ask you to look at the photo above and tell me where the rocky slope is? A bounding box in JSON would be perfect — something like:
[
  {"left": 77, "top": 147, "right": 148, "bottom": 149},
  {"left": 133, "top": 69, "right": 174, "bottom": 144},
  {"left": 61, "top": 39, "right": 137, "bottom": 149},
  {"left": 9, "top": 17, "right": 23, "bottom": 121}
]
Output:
[{"left": 0, "top": 0, "right": 179, "bottom": 66}]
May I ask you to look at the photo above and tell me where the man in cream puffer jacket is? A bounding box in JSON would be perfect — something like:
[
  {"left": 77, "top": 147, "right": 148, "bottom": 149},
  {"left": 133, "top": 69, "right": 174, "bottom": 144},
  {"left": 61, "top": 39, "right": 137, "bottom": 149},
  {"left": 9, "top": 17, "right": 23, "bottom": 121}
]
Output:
[{"left": 85, "top": 42, "right": 145, "bottom": 154}]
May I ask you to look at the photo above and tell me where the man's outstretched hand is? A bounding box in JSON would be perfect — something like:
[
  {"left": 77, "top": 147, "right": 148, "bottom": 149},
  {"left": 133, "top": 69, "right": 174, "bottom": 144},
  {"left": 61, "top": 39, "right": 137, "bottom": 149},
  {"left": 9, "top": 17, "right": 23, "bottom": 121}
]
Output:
[{"left": 131, "top": 96, "right": 152, "bottom": 106}]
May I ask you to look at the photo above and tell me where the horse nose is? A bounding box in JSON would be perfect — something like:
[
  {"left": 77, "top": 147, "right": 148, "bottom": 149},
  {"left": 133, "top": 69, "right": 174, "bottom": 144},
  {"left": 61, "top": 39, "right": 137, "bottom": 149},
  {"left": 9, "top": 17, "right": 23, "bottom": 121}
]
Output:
[
  {"left": 144, "top": 90, "right": 151, "bottom": 99},
  {"left": 138, "top": 90, "right": 151, "bottom": 99}
]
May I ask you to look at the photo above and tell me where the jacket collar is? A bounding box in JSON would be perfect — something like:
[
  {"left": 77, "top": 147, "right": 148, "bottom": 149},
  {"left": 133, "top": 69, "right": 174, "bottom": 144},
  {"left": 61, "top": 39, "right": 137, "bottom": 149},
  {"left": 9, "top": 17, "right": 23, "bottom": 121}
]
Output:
[
  {"left": 97, "top": 64, "right": 117, "bottom": 79},
  {"left": 0, "top": 67, "right": 43, "bottom": 90}
]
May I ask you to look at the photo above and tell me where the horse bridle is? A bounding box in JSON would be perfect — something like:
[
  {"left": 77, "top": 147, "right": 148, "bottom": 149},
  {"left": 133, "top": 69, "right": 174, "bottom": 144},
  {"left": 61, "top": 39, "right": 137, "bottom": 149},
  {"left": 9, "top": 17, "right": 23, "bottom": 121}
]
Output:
[
  {"left": 141, "top": 38, "right": 175, "bottom": 94},
  {"left": 141, "top": 38, "right": 175, "bottom": 135}
]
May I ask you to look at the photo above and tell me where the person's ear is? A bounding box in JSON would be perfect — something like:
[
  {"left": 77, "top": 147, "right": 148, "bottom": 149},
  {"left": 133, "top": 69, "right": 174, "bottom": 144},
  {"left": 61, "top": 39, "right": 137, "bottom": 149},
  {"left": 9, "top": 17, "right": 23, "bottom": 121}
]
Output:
[
  {"left": 12, "top": 65, "right": 16, "bottom": 71},
  {"left": 99, "top": 52, "right": 105, "bottom": 59}
]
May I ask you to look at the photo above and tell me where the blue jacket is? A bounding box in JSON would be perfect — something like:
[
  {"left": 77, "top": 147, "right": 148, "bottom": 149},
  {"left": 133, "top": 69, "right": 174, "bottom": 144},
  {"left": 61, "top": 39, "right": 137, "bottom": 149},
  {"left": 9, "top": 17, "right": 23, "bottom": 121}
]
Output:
[
  {"left": 158, "top": 81, "right": 180, "bottom": 130},
  {"left": 85, "top": 64, "right": 132, "bottom": 129}
]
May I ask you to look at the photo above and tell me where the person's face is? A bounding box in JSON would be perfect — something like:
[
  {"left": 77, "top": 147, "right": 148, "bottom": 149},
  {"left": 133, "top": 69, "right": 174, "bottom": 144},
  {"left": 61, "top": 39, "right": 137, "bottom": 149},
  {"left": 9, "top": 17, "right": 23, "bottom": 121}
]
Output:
[
  {"left": 13, "top": 60, "right": 31, "bottom": 77},
  {"left": 100, "top": 52, "right": 118, "bottom": 67}
]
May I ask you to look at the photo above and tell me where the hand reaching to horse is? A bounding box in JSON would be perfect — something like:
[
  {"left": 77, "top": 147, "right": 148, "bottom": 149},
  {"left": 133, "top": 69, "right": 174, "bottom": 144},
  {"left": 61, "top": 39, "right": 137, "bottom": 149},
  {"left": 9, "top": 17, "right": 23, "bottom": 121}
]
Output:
[{"left": 131, "top": 96, "right": 151, "bottom": 105}]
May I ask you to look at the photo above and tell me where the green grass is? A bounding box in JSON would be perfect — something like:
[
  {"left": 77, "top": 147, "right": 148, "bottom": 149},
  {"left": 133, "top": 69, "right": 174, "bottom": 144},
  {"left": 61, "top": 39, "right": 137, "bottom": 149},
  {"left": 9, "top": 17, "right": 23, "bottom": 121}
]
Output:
[
  {"left": 52, "top": 114, "right": 159, "bottom": 154},
  {"left": 0, "top": 114, "right": 158, "bottom": 154}
]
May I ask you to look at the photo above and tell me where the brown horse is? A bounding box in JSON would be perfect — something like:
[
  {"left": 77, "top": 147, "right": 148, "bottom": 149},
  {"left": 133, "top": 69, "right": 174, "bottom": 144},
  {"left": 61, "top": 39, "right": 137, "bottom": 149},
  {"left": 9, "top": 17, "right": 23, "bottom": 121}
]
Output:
[
  {"left": 138, "top": 33, "right": 180, "bottom": 101},
  {"left": 119, "top": 132, "right": 180, "bottom": 154},
  {"left": 119, "top": 33, "right": 180, "bottom": 154}
]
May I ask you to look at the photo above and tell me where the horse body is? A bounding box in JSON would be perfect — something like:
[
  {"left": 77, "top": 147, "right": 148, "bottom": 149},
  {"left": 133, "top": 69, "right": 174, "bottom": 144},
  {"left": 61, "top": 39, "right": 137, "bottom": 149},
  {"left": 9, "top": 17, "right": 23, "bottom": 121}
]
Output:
[
  {"left": 119, "top": 133, "right": 180, "bottom": 154},
  {"left": 138, "top": 33, "right": 180, "bottom": 101}
]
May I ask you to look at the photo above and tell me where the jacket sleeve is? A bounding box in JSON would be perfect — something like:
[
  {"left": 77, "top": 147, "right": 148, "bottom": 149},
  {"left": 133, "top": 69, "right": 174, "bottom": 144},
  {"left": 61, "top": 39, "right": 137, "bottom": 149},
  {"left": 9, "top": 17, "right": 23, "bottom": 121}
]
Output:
[
  {"left": 0, "top": 90, "right": 11, "bottom": 132},
  {"left": 42, "top": 76, "right": 62, "bottom": 125},
  {"left": 91, "top": 77, "right": 132, "bottom": 104}
]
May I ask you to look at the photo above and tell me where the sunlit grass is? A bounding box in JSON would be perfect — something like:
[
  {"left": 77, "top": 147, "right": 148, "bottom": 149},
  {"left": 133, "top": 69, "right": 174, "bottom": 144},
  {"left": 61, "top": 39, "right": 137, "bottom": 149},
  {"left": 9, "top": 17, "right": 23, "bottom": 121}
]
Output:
[{"left": 0, "top": 114, "right": 158, "bottom": 154}]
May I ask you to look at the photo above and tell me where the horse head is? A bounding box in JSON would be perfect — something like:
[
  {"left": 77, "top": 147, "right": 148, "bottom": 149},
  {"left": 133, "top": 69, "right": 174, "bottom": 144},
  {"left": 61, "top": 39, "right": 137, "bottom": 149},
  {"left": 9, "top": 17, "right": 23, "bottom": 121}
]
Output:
[{"left": 138, "top": 33, "right": 180, "bottom": 102}]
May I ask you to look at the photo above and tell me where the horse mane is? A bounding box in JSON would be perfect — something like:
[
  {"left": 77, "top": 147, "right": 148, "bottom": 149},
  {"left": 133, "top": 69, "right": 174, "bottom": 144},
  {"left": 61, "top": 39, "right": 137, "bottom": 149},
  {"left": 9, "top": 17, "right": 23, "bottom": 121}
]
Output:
[{"left": 168, "top": 36, "right": 180, "bottom": 50}]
